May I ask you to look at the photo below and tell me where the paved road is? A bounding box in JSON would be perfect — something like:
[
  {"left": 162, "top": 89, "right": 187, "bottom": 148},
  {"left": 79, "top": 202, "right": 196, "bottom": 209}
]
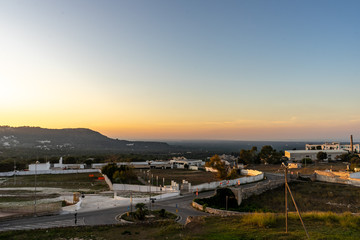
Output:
[{"left": 0, "top": 191, "right": 213, "bottom": 232}]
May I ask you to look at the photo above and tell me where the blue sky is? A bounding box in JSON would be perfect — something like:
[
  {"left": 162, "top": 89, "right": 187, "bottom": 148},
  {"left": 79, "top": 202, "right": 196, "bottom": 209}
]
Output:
[{"left": 0, "top": 0, "right": 359, "bottom": 141}]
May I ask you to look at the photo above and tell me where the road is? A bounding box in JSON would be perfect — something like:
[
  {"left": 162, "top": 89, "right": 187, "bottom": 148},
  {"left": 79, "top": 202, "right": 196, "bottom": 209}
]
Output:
[{"left": 0, "top": 191, "right": 213, "bottom": 232}]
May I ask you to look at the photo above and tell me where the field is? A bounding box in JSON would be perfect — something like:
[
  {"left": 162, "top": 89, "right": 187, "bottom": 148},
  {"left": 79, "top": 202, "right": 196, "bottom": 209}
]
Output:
[
  {"left": 1, "top": 213, "right": 360, "bottom": 239},
  {"left": 0, "top": 173, "right": 109, "bottom": 192},
  {"left": 198, "top": 181, "right": 360, "bottom": 213},
  {"left": 136, "top": 169, "right": 218, "bottom": 185}
]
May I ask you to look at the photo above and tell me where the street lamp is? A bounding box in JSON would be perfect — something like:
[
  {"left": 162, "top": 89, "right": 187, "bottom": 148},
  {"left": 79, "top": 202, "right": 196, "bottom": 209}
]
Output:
[
  {"left": 13, "top": 158, "right": 16, "bottom": 185},
  {"left": 34, "top": 160, "right": 39, "bottom": 216}
]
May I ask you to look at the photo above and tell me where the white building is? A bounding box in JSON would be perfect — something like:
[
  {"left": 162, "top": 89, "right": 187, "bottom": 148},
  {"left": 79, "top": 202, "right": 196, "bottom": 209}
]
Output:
[
  {"left": 53, "top": 157, "right": 85, "bottom": 169},
  {"left": 306, "top": 142, "right": 360, "bottom": 152},
  {"left": 28, "top": 162, "right": 51, "bottom": 171},
  {"left": 285, "top": 150, "right": 347, "bottom": 162},
  {"left": 170, "top": 158, "right": 203, "bottom": 169}
]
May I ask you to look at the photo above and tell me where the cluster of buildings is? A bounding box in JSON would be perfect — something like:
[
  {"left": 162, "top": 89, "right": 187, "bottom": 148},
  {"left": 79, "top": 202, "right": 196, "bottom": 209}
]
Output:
[
  {"left": 285, "top": 141, "right": 358, "bottom": 162},
  {"left": 29, "top": 157, "right": 206, "bottom": 172}
]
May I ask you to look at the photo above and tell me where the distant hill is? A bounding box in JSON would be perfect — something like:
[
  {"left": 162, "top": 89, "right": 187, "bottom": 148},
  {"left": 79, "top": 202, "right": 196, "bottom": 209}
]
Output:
[{"left": 0, "top": 126, "right": 171, "bottom": 153}]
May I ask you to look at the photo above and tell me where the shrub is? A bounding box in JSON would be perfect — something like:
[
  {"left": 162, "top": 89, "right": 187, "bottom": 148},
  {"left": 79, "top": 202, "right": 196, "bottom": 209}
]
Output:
[{"left": 159, "top": 208, "right": 166, "bottom": 218}]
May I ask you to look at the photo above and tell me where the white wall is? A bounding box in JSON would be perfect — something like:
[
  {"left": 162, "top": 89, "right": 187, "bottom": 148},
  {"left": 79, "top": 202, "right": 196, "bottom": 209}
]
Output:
[
  {"left": 350, "top": 172, "right": 360, "bottom": 179},
  {"left": 0, "top": 169, "right": 100, "bottom": 177},
  {"left": 190, "top": 169, "right": 264, "bottom": 192},
  {"left": 113, "top": 184, "right": 178, "bottom": 193},
  {"left": 29, "top": 162, "right": 51, "bottom": 171}
]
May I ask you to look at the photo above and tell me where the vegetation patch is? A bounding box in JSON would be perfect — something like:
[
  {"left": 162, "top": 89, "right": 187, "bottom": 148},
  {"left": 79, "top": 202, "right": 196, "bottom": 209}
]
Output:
[
  {"left": 1, "top": 213, "right": 360, "bottom": 239},
  {"left": 196, "top": 181, "right": 360, "bottom": 213},
  {"left": 120, "top": 203, "right": 177, "bottom": 222},
  {"left": 137, "top": 169, "right": 217, "bottom": 185},
  {"left": 0, "top": 173, "right": 108, "bottom": 191}
]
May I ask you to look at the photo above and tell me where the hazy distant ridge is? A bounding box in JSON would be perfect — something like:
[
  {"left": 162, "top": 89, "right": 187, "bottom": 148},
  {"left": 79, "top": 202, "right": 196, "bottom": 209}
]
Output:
[{"left": 0, "top": 126, "right": 170, "bottom": 152}]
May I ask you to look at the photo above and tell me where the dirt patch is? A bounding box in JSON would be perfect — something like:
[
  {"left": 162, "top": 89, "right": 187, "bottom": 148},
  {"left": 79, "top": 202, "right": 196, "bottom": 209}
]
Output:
[{"left": 136, "top": 169, "right": 218, "bottom": 185}]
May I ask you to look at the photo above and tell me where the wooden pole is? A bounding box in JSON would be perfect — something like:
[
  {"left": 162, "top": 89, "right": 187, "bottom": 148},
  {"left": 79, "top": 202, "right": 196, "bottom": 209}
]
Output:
[
  {"left": 286, "top": 182, "right": 310, "bottom": 239},
  {"left": 285, "top": 167, "right": 288, "bottom": 233}
]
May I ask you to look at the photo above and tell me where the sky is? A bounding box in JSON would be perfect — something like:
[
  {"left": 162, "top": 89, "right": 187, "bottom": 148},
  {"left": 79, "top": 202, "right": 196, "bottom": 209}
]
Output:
[{"left": 0, "top": 0, "right": 359, "bottom": 141}]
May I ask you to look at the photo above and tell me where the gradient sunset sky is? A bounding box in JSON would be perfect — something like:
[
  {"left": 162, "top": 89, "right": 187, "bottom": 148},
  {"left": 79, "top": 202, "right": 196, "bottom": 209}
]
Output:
[{"left": 1, "top": 0, "right": 359, "bottom": 141}]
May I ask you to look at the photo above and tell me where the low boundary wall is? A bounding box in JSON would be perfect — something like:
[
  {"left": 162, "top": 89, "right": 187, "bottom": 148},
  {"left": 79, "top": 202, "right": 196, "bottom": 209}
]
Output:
[
  {"left": 315, "top": 171, "right": 360, "bottom": 187},
  {"left": 0, "top": 169, "right": 100, "bottom": 177},
  {"left": 114, "top": 191, "right": 180, "bottom": 202},
  {"left": 113, "top": 183, "right": 178, "bottom": 193},
  {"left": 190, "top": 169, "right": 264, "bottom": 192}
]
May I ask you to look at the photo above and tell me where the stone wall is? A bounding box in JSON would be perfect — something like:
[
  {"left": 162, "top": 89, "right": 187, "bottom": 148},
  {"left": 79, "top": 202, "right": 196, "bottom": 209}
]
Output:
[
  {"left": 192, "top": 177, "right": 285, "bottom": 216},
  {"left": 192, "top": 201, "right": 245, "bottom": 216},
  {"left": 241, "top": 178, "right": 285, "bottom": 199}
]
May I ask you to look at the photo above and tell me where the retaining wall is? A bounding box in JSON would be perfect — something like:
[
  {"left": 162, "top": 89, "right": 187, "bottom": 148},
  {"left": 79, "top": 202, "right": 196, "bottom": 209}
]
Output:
[
  {"left": 315, "top": 171, "right": 360, "bottom": 187},
  {"left": 192, "top": 201, "right": 244, "bottom": 216}
]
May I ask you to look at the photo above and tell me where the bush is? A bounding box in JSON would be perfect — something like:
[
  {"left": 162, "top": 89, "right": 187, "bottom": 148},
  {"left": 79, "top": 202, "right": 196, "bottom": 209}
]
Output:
[{"left": 159, "top": 209, "right": 166, "bottom": 218}]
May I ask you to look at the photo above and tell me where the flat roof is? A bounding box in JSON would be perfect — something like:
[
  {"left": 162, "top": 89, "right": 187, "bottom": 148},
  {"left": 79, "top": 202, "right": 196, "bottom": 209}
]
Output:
[{"left": 285, "top": 150, "right": 347, "bottom": 154}]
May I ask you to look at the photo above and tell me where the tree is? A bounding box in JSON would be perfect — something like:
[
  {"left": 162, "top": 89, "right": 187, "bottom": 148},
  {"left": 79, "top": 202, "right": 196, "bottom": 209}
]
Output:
[
  {"left": 101, "top": 163, "right": 118, "bottom": 182},
  {"left": 135, "top": 203, "right": 148, "bottom": 220},
  {"left": 64, "top": 156, "right": 77, "bottom": 164},
  {"left": 239, "top": 146, "right": 258, "bottom": 164},
  {"left": 316, "top": 152, "right": 327, "bottom": 161},
  {"left": 206, "top": 155, "right": 227, "bottom": 179},
  {"left": 226, "top": 168, "right": 238, "bottom": 180},
  {"left": 350, "top": 156, "right": 360, "bottom": 171}
]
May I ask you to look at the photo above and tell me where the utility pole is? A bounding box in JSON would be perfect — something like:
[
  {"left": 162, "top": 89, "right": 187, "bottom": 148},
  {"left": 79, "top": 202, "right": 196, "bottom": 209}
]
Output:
[
  {"left": 130, "top": 191, "right": 133, "bottom": 213},
  {"left": 282, "top": 163, "right": 309, "bottom": 239},
  {"left": 285, "top": 166, "right": 288, "bottom": 233},
  {"left": 34, "top": 160, "right": 39, "bottom": 216},
  {"left": 226, "top": 196, "right": 228, "bottom": 211},
  {"left": 14, "top": 158, "right": 16, "bottom": 185}
]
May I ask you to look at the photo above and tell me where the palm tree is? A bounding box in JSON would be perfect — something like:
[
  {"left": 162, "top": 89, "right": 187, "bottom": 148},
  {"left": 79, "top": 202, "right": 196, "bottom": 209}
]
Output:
[{"left": 135, "top": 203, "right": 148, "bottom": 220}]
